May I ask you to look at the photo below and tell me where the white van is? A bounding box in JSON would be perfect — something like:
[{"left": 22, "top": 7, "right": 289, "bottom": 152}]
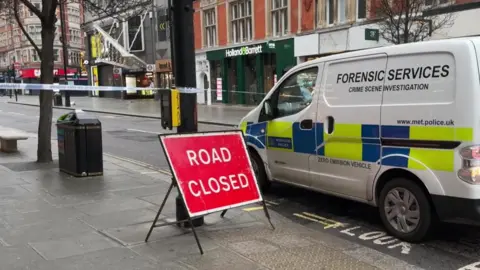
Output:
[{"left": 239, "top": 37, "right": 480, "bottom": 242}]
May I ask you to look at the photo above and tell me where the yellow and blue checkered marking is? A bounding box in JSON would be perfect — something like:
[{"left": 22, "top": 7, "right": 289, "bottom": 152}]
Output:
[{"left": 241, "top": 121, "right": 472, "bottom": 173}]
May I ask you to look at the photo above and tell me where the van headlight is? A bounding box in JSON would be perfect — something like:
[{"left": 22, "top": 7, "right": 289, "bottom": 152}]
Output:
[{"left": 458, "top": 145, "right": 480, "bottom": 184}]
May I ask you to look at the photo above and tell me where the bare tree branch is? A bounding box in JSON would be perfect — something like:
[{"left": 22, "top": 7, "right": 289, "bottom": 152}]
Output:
[
  {"left": 370, "top": 0, "right": 455, "bottom": 44},
  {"left": 18, "top": 0, "right": 43, "bottom": 20},
  {"left": 13, "top": 0, "right": 42, "bottom": 59}
]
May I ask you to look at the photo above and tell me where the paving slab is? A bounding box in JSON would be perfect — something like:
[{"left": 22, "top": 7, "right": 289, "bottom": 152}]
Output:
[
  {"left": 0, "top": 245, "right": 45, "bottom": 268},
  {"left": 29, "top": 231, "right": 119, "bottom": 260},
  {"left": 178, "top": 247, "right": 264, "bottom": 270},
  {"left": 31, "top": 247, "right": 161, "bottom": 270},
  {"left": 101, "top": 221, "right": 187, "bottom": 246},
  {"left": 0, "top": 218, "right": 93, "bottom": 246},
  {"left": 74, "top": 197, "right": 155, "bottom": 216},
  {"left": 79, "top": 208, "right": 158, "bottom": 230},
  {"left": 131, "top": 233, "right": 218, "bottom": 262},
  {"left": 2, "top": 205, "right": 85, "bottom": 227}
]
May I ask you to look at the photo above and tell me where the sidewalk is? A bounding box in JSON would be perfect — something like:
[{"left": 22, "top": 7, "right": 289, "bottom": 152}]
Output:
[
  {"left": 0, "top": 128, "right": 421, "bottom": 269},
  {"left": 7, "top": 96, "right": 253, "bottom": 126}
]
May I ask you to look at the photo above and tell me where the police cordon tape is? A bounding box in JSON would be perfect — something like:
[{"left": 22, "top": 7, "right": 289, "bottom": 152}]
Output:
[{"left": 0, "top": 83, "right": 204, "bottom": 93}]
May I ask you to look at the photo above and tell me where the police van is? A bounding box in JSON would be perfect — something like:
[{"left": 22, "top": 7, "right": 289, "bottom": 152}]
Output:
[{"left": 239, "top": 37, "right": 480, "bottom": 242}]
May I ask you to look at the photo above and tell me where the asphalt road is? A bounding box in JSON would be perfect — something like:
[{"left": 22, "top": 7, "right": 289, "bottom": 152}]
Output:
[{"left": 1, "top": 98, "right": 479, "bottom": 270}]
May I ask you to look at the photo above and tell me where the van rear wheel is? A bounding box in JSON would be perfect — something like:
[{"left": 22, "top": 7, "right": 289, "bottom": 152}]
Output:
[
  {"left": 378, "top": 178, "right": 432, "bottom": 242},
  {"left": 249, "top": 150, "right": 271, "bottom": 192}
]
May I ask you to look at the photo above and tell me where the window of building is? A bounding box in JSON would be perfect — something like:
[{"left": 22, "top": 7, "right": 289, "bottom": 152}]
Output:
[
  {"left": 271, "top": 0, "right": 288, "bottom": 37},
  {"left": 27, "top": 25, "right": 42, "bottom": 40},
  {"left": 69, "top": 51, "right": 80, "bottom": 65},
  {"left": 425, "top": 0, "right": 449, "bottom": 6},
  {"left": 326, "top": 0, "right": 334, "bottom": 25},
  {"left": 127, "top": 15, "right": 144, "bottom": 51},
  {"left": 203, "top": 8, "right": 216, "bottom": 47},
  {"left": 69, "top": 29, "right": 81, "bottom": 43},
  {"left": 230, "top": 0, "right": 252, "bottom": 44},
  {"left": 53, "top": 49, "right": 59, "bottom": 62},
  {"left": 30, "top": 49, "right": 40, "bottom": 62},
  {"left": 68, "top": 7, "right": 81, "bottom": 23},
  {"left": 337, "top": 0, "right": 346, "bottom": 23},
  {"left": 357, "top": 0, "right": 366, "bottom": 20}
]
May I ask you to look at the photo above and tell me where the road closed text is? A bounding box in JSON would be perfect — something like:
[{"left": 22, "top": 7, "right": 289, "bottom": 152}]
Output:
[{"left": 186, "top": 147, "right": 250, "bottom": 197}]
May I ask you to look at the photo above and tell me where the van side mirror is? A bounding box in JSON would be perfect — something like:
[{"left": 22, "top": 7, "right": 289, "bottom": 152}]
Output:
[{"left": 263, "top": 99, "right": 274, "bottom": 119}]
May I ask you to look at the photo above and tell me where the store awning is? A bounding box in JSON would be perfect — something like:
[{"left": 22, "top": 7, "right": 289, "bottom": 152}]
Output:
[{"left": 92, "top": 24, "right": 147, "bottom": 68}]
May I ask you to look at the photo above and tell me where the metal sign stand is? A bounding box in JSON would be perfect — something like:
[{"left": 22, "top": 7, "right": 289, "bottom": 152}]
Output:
[
  {"left": 145, "top": 177, "right": 204, "bottom": 254},
  {"left": 145, "top": 181, "right": 276, "bottom": 256},
  {"left": 220, "top": 199, "right": 275, "bottom": 230}
]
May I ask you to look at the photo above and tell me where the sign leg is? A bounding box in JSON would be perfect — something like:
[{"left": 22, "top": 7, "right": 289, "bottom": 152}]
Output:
[
  {"left": 145, "top": 182, "right": 174, "bottom": 242},
  {"left": 188, "top": 217, "right": 204, "bottom": 255},
  {"left": 220, "top": 210, "right": 228, "bottom": 218},
  {"left": 262, "top": 200, "right": 275, "bottom": 230}
]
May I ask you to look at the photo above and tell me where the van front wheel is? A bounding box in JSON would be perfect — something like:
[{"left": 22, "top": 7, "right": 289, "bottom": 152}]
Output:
[
  {"left": 378, "top": 178, "right": 432, "bottom": 242},
  {"left": 249, "top": 150, "right": 271, "bottom": 192}
]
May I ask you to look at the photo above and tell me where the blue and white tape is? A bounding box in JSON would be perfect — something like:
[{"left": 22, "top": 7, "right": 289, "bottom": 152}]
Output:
[{"left": 0, "top": 83, "right": 204, "bottom": 93}]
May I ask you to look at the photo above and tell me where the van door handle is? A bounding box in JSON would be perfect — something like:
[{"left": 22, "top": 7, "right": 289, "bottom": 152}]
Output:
[
  {"left": 300, "top": 119, "right": 313, "bottom": 130},
  {"left": 327, "top": 116, "right": 335, "bottom": 134}
]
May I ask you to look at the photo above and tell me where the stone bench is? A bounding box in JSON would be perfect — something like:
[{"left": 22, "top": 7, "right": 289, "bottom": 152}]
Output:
[{"left": 0, "top": 131, "right": 28, "bottom": 153}]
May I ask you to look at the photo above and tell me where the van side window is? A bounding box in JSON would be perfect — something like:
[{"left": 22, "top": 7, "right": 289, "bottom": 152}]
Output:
[{"left": 271, "top": 67, "right": 318, "bottom": 118}]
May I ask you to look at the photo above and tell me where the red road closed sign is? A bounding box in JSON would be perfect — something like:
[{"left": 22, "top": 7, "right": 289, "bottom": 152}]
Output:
[{"left": 160, "top": 131, "right": 263, "bottom": 217}]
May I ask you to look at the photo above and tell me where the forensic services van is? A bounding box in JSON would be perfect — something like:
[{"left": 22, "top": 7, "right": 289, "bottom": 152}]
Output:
[{"left": 239, "top": 36, "right": 480, "bottom": 242}]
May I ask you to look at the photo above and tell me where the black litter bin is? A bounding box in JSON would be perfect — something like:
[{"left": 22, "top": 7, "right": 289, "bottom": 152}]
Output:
[
  {"left": 53, "top": 92, "right": 62, "bottom": 106},
  {"left": 57, "top": 111, "right": 103, "bottom": 177}
]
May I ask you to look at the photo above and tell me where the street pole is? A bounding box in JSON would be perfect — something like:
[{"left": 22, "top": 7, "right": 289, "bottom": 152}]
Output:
[
  {"left": 59, "top": 1, "right": 70, "bottom": 107},
  {"left": 170, "top": 0, "right": 204, "bottom": 227}
]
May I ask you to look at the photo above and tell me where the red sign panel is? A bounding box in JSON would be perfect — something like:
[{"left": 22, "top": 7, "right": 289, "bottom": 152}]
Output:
[{"left": 160, "top": 131, "right": 262, "bottom": 217}]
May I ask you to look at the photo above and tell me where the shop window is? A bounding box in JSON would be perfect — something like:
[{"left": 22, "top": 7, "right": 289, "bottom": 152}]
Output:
[
  {"left": 230, "top": 0, "right": 252, "bottom": 44},
  {"left": 263, "top": 53, "right": 276, "bottom": 93},
  {"left": 325, "top": 0, "right": 334, "bottom": 25},
  {"left": 209, "top": 60, "right": 222, "bottom": 102},
  {"left": 357, "top": 0, "right": 366, "bottom": 20},
  {"left": 270, "top": 67, "right": 318, "bottom": 118},
  {"left": 127, "top": 15, "right": 144, "bottom": 52},
  {"left": 337, "top": 0, "right": 346, "bottom": 23},
  {"left": 271, "top": 0, "right": 288, "bottom": 37},
  {"left": 245, "top": 55, "right": 257, "bottom": 105},
  {"left": 203, "top": 8, "right": 217, "bottom": 47}
]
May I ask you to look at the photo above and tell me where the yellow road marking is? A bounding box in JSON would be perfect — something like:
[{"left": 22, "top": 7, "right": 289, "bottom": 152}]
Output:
[
  {"left": 294, "top": 213, "right": 330, "bottom": 226},
  {"left": 294, "top": 212, "right": 345, "bottom": 229},
  {"left": 265, "top": 200, "right": 279, "bottom": 205},
  {"left": 302, "top": 212, "right": 342, "bottom": 225},
  {"left": 243, "top": 206, "right": 265, "bottom": 212}
]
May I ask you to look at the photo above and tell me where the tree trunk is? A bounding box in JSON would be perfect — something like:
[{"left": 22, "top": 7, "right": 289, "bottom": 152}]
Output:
[{"left": 37, "top": 22, "right": 55, "bottom": 163}]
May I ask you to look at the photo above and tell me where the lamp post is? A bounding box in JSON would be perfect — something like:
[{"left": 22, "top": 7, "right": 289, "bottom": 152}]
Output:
[
  {"left": 59, "top": 0, "right": 70, "bottom": 107},
  {"left": 170, "top": 0, "right": 204, "bottom": 228}
]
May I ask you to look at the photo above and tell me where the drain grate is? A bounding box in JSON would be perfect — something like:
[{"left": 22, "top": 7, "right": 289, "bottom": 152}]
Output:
[{"left": 0, "top": 160, "right": 59, "bottom": 172}]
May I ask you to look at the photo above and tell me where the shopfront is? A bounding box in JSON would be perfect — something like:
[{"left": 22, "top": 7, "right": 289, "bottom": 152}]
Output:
[
  {"left": 206, "top": 38, "right": 295, "bottom": 106},
  {"left": 155, "top": 59, "right": 173, "bottom": 89}
]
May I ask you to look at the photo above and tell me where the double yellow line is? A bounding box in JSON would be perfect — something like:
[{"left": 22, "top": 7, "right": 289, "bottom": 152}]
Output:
[
  {"left": 243, "top": 200, "right": 279, "bottom": 212},
  {"left": 293, "top": 212, "right": 345, "bottom": 229}
]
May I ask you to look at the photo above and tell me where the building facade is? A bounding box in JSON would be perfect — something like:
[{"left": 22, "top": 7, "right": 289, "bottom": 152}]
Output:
[
  {"left": 195, "top": 0, "right": 480, "bottom": 106},
  {"left": 82, "top": 0, "right": 173, "bottom": 99},
  {"left": 194, "top": 0, "right": 298, "bottom": 105},
  {"left": 0, "top": 2, "right": 86, "bottom": 92}
]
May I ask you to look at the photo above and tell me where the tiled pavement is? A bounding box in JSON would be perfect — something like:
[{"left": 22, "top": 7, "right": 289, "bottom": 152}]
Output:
[{"left": 0, "top": 129, "right": 422, "bottom": 269}]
